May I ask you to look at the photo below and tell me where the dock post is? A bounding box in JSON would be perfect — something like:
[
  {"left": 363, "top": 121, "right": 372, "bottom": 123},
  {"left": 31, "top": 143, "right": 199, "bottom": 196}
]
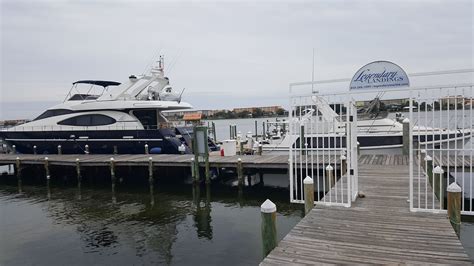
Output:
[
  {"left": 113, "top": 145, "right": 118, "bottom": 155},
  {"left": 44, "top": 157, "right": 51, "bottom": 199},
  {"left": 16, "top": 157, "right": 22, "bottom": 193},
  {"left": 144, "top": 144, "right": 149, "bottom": 154},
  {"left": 44, "top": 157, "right": 50, "bottom": 180},
  {"left": 239, "top": 141, "right": 244, "bottom": 155},
  {"left": 212, "top": 122, "right": 217, "bottom": 142},
  {"left": 110, "top": 157, "right": 116, "bottom": 203},
  {"left": 419, "top": 149, "right": 426, "bottom": 166},
  {"left": 340, "top": 155, "right": 347, "bottom": 175},
  {"left": 326, "top": 164, "right": 334, "bottom": 190},
  {"left": 85, "top": 144, "right": 89, "bottom": 154},
  {"left": 191, "top": 158, "right": 195, "bottom": 178},
  {"left": 257, "top": 143, "right": 263, "bottom": 155},
  {"left": 237, "top": 158, "right": 243, "bottom": 187},
  {"left": 424, "top": 155, "right": 433, "bottom": 184},
  {"left": 402, "top": 118, "right": 410, "bottom": 156},
  {"left": 447, "top": 182, "right": 462, "bottom": 237},
  {"left": 261, "top": 199, "right": 277, "bottom": 258},
  {"left": 33, "top": 145, "right": 37, "bottom": 155},
  {"left": 433, "top": 166, "right": 445, "bottom": 208},
  {"left": 229, "top": 125, "right": 233, "bottom": 139},
  {"left": 12, "top": 145, "right": 16, "bottom": 154},
  {"left": 148, "top": 157, "right": 155, "bottom": 207},
  {"left": 205, "top": 155, "right": 210, "bottom": 184},
  {"left": 304, "top": 176, "right": 314, "bottom": 215},
  {"left": 357, "top": 141, "right": 360, "bottom": 156},
  {"left": 57, "top": 145, "right": 62, "bottom": 155},
  {"left": 262, "top": 122, "right": 266, "bottom": 140},
  {"left": 255, "top": 120, "right": 258, "bottom": 139},
  {"left": 75, "top": 158, "right": 82, "bottom": 199}
]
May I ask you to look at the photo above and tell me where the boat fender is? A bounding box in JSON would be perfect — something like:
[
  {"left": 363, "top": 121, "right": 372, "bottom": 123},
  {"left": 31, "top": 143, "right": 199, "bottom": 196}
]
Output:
[{"left": 150, "top": 147, "right": 162, "bottom": 154}]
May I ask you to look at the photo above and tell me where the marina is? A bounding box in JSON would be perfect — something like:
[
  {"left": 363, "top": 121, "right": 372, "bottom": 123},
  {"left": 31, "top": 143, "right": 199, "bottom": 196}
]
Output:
[{"left": 1, "top": 1, "right": 474, "bottom": 264}]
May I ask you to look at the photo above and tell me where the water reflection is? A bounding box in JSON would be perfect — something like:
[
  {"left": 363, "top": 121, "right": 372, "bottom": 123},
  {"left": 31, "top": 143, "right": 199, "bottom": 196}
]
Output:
[{"left": 0, "top": 177, "right": 302, "bottom": 265}]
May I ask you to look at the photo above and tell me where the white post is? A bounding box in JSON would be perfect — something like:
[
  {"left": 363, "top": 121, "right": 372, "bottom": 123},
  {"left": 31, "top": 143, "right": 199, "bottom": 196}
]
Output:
[
  {"left": 261, "top": 199, "right": 277, "bottom": 257},
  {"left": 303, "top": 176, "right": 314, "bottom": 215}
]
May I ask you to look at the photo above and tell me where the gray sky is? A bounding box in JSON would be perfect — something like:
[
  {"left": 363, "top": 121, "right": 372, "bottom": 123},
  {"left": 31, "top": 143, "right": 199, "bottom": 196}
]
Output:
[{"left": 1, "top": 0, "right": 473, "bottom": 119}]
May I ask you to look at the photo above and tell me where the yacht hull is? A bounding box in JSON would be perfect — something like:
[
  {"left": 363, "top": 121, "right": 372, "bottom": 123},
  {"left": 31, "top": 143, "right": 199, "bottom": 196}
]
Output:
[{"left": 0, "top": 129, "right": 190, "bottom": 155}]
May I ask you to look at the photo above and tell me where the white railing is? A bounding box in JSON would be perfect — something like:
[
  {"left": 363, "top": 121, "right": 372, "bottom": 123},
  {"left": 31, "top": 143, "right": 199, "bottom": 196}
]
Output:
[
  {"left": 289, "top": 88, "right": 358, "bottom": 207},
  {"left": 410, "top": 85, "right": 474, "bottom": 215}
]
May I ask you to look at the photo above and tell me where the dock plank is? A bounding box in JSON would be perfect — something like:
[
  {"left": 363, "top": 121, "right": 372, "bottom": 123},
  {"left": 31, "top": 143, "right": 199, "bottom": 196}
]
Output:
[{"left": 261, "top": 156, "right": 471, "bottom": 265}]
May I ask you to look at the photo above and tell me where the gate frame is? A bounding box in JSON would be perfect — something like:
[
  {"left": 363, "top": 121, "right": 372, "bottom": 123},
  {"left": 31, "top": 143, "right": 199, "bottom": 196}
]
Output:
[{"left": 288, "top": 83, "right": 359, "bottom": 207}]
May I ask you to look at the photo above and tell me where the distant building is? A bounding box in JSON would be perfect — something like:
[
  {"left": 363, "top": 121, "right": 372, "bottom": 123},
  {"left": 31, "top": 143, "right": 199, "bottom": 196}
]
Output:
[{"left": 233, "top": 105, "right": 282, "bottom": 114}]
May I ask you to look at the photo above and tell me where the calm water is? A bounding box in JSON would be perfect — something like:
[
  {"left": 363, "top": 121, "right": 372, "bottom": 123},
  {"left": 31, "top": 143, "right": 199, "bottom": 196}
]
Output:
[{"left": 0, "top": 174, "right": 302, "bottom": 265}]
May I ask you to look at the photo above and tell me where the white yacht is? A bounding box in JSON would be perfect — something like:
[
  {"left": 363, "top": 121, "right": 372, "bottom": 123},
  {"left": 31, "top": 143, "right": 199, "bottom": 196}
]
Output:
[
  {"left": 0, "top": 57, "right": 218, "bottom": 154},
  {"left": 260, "top": 95, "right": 472, "bottom": 153}
]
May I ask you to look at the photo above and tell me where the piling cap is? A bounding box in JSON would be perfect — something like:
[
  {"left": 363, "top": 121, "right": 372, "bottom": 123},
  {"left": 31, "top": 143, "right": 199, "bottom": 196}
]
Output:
[
  {"left": 402, "top": 118, "right": 410, "bottom": 123},
  {"left": 420, "top": 149, "right": 426, "bottom": 154},
  {"left": 110, "top": 157, "right": 115, "bottom": 161},
  {"left": 58, "top": 145, "right": 61, "bottom": 148},
  {"left": 33, "top": 145, "right": 37, "bottom": 148},
  {"left": 326, "top": 164, "right": 333, "bottom": 171},
  {"left": 76, "top": 158, "right": 80, "bottom": 162},
  {"left": 303, "top": 176, "right": 314, "bottom": 184},
  {"left": 261, "top": 199, "right": 277, "bottom": 213},
  {"left": 16, "top": 157, "right": 20, "bottom": 160},
  {"left": 238, "top": 158, "right": 242, "bottom": 162},
  {"left": 447, "top": 182, "right": 462, "bottom": 193},
  {"left": 340, "top": 155, "right": 346, "bottom": 160},
  {"left": 433, "top": 166, "right": 444, "bottom": 174},
  {"left": 424, "top": 155, "right": 432, "bottom": 161},
  {"left": 149, "top": 157, "right": 153, "bottom": 161},
  {"left": 145, "top": 144, "right": 148, "bottom": 147},
  {"left": 44, "top": 157, "right": 49, "bottom": 160},
  {"left": 85, "top": 144, "right": 89, "bottom": 147}
]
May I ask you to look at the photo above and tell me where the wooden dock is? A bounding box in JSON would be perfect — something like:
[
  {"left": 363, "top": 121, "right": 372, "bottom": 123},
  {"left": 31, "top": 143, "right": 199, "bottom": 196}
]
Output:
[
  {"left": 261, "top": 155, "right": 471, "bottom": 265},
  {"left": 0, "top": 153, "right": 345, "bottom": 170}
]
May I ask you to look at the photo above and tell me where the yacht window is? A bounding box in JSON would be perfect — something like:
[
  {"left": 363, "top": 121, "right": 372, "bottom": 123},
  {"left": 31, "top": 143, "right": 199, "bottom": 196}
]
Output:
[
  {"left": 35, "top": 109, "right": 73, "bottom": 120},
  {"left": 58, "top": 114, "right": 116, "bottom": 126}
]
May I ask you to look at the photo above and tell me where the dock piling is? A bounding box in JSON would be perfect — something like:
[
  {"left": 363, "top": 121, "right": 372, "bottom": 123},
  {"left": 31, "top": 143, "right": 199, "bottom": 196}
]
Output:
[
  {"left": 57, "top": 145, "right": 62, "bottom": 155},
  {"left": 144, "top": 144, "right": 149, "bottom": 154},
  {"left": 113, "top": 145, "right": 118, "bottom": 155},
  {"left": 325, "top": 164, "right": 334, "bottom": 190},
  {"left": 76, "top": 158, "right": 82, "bottom": 199},
  {"left": 33, "top": 145, "right": 37, "bottom": 155},
  {"left": 85, "top": 144, "right": 89, "bottom": 154},
  {"left": 261, "top": 199, "right": 277, "bottom": 258},
  {"left": 424, "top": 155, "right": 433, "bottom": 182},
  {"left": 148, "top": 157, "right": 155, "bottom": 207},
  {"left": 12, "top": 145, "right": 16, "bottom": 154},
  {"left": 44, "top": 157, "right": 50, "bottom": 180},
  {"left": 447, "top": 182, "right": 461, "bottom": 237},
  {"left": 237, "top": 158, "right": 243, "bottom": 187},
  {"left": 191, "top": 158, "right": 195, "bottom": 178},
  {"left": 110, "top": 157, "right": 116, "bottom": 202},
  {"left": 205, "top": 155, "right": 210, "bottom": 184},
  {"left": 433, "top": 166, "right": 445, "bottom": 208},
  {"left": 16, "top": 157, "right": 22, "bottom": 193},
  {"left": 303, "top": 176, "right": 314, "bottom": 215},
  {"left": 340, "top": 155, "right": 347, "bottom": 175},
  {"left": 402, "top": 118, "right": 410, "bottom": 155}
]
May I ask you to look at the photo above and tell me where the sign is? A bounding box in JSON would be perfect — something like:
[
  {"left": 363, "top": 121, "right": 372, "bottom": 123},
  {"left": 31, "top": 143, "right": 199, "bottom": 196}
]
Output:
[{"left": 350, "top": 61, "right": 409, "bottom": 90}]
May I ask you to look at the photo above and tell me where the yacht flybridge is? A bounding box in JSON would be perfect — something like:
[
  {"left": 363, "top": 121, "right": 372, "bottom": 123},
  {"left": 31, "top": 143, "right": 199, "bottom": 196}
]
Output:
[{"left": 0, "top": 57, "right": 216, "bottom": 154}]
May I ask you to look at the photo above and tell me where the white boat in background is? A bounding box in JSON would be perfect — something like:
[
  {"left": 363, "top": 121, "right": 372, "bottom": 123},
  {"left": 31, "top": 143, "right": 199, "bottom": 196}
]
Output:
[{"left": 259, "top": 95, "right": 472, "bottom": 154}]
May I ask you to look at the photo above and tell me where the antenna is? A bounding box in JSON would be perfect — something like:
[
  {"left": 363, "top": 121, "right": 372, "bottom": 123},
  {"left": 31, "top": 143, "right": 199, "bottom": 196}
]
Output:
[{"left": 311, "top": 48, "right": 315, "bottom": 93}]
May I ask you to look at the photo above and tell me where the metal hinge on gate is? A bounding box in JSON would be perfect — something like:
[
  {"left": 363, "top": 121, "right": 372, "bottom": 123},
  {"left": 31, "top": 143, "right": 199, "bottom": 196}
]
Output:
[
  {"left": 350, "top": 169, "right": 354, "bottom": 175},
  {"left": 349, "top": 116, "right": 354, "bottom": 122}
]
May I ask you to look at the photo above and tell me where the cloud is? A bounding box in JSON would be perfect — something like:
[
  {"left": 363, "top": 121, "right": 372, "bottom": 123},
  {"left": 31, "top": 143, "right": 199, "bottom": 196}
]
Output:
[{"left": 0, "top": 0, "right": 472, "bottom": 119}]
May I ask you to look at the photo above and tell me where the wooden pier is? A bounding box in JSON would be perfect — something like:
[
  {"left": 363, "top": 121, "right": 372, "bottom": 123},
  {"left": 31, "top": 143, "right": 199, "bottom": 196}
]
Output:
[{"left": 261, "top": 155, "right": 471, "bottom": 265}]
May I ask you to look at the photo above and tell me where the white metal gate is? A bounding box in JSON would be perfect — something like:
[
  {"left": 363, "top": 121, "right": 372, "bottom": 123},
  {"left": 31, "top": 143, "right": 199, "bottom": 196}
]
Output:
[
  {"left": 289, "top": 89, "right": 359, "bottom": 207},
  {"left": 410, "top": 85, "right": 474, "bottom": 215}
]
